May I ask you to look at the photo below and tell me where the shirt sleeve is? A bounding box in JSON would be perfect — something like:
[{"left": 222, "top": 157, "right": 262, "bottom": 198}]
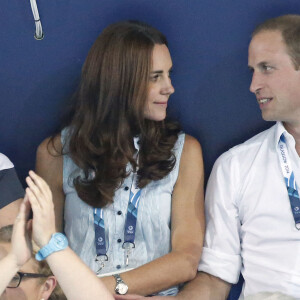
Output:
[
  {"left": 198, "top": 151, "right": 242, "bottom": 284},
  {"left": 0, "top": 154, "right": 24, "bottom": 209}
]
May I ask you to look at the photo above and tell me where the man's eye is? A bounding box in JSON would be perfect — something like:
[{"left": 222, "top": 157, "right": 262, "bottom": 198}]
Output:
[{"left": 263, "top": 65, "right": 273, "bottom": 71}]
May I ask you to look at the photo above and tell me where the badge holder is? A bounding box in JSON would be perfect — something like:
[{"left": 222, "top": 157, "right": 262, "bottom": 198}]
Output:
[
  {"left": 122, "top": 242, "right": 135, "bottom": 266},
  {"left": 95, "top": 254, "right": 108, "bottom": 274}
]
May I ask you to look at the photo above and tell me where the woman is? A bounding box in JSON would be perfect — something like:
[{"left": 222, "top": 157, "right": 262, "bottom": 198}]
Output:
[
  {"left": 36, "top": 20, "right": 205, "bottom": 296},
  {"left": 0, "top": 171, "right": 113, "bottom": 300}
]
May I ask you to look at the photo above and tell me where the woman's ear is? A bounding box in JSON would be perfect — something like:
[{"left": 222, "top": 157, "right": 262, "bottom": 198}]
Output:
[{"left": 39, "top": 276, "right": 57, "bottom": 300}]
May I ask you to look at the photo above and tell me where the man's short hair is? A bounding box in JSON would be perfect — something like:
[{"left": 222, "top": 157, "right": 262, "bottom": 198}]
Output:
[
  {"left": 0, "top": 225, "right": 66, "bottom": 300},
  {"left": 252, "top": 14, "right": 300, "bottom": 69}
]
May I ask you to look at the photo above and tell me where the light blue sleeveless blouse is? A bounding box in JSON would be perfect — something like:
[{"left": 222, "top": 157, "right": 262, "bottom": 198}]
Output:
[{"left": 62, "top": 129, "right": 185, "bottom": 295}]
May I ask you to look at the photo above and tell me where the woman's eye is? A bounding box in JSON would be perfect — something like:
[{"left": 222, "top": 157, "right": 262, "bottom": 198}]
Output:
[{"left": 150, "top": 75, "right": 159, "bottom": 82}]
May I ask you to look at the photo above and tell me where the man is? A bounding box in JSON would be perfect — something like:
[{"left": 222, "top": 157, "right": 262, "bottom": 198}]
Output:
[
  {"left": 0, "top": 153, "right": 24, "bottom": 227},
  {"left": 167, "top": 14, "right": 300, "bottom": 300},
  {"left": 112, "top": 14, "right": 300, "bottom": 300}
]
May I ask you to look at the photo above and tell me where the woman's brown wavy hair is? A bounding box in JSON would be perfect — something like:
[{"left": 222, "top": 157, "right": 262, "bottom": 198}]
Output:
[{"left": 59, "top": 20, "right": 180, "bottom": 208}]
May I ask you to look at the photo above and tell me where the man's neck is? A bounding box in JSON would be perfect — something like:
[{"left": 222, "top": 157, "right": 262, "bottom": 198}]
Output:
[{"left": 283, "top": 121, "right": 300, "bottom": 156}]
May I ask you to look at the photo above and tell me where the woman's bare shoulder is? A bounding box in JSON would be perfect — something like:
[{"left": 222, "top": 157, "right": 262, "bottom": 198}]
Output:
[
  {"left": 182, "top": 134, "right": 203, "bottom": 160},
  {"left": 36, "top": 134, "right": 63, "bottom": 180},
  {"left": 37, "top": 134, "right": 62, "bottom": 162}
]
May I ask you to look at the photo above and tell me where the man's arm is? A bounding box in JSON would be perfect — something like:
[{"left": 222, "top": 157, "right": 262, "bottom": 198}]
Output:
[{"left": 175, "top": 272, "right": 231, "bottom": 300}]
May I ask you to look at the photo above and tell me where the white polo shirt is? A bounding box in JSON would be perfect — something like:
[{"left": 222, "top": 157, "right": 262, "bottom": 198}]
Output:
[
  {"left": 198, "top": 122, "right": 300, "bottom": 299},
  {"left": 0, "top": 153, "right": 24, "bottom": 209}
]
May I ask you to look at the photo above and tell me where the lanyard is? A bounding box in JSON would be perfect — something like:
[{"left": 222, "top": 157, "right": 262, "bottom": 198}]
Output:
[
  {"left": 277, "top": 134, "right": 300, "bottom": 230},
  {"left": 93, "top": 172, "right": 142, "bottom": 273},
  {"left": 93, "top": 207, "right": 108, "bottom": 272}
]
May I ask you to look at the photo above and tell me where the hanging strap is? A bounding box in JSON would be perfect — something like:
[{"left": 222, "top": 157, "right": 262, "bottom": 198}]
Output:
[{"left": 277, "top": 134, "right": 300, "bottom": 230}]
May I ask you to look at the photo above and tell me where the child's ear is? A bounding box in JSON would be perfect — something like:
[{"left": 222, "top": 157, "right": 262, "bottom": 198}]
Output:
[{"left": 39, "top": 275, "right": 57, "bottom": 300}]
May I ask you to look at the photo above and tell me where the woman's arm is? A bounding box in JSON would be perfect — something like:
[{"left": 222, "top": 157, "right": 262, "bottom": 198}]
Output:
[
  {"left": 35, "top": 135, "right": 64, "bottom": 232},
  {"left": 115, "top": 272, "right": 231, "bottom": 300},
  {"left": 102, "top": 135, "right": 205, "bottom": 295},
  {"left": 26, "top": 171, "right": 114, "bottom": 300}
]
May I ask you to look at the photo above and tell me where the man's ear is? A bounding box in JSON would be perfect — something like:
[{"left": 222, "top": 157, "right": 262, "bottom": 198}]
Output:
[{"left": 39, "top": 276, "right": 57, "bottom": 300}]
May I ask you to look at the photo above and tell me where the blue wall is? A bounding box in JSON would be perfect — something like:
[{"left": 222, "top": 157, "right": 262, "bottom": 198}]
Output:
[{"left": 1, "top": 1, "right": 300, "bottom": 298}]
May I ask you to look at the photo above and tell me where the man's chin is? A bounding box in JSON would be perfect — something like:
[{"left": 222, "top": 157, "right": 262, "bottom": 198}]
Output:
[{"left": 261, "top": 112, "right": 277, "bottom": 122}]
